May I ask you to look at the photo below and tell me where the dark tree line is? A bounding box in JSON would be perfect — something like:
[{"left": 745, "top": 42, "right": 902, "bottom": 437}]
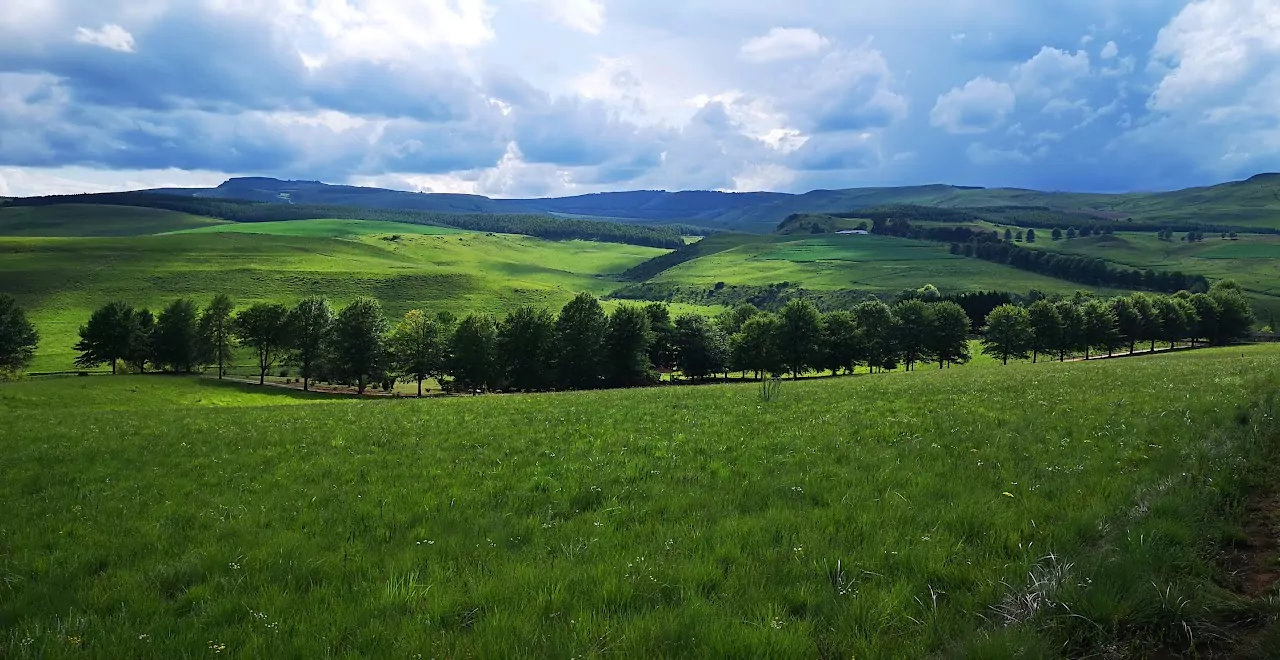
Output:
[
  {"left": 838, "top": 203, "right": 1280, "bottom": 237},
  {"left": 6, "top": 193, "right": 687, "bottom": 249},
  {"left": 980, "top": 281, "right": 1254, "bottom": 364},
  {"left": 0, "top": 294, "right": 39, "bottom": 377},
  {"left": 68, "top": 293, "right": 982, "bottom": 392}
]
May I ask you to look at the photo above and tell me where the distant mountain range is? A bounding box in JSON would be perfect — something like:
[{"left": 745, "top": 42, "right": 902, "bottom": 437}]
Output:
[{"left": 139, "top": 172, "right": 1280, "bottom": 233}]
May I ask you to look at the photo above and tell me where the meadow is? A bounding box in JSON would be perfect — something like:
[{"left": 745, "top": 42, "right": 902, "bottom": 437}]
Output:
[
  {"left": 652, "top": 234, "right": 1120, "bottom": 297},
  {"left": 1, "top": 345, "right": 1278, "bottom": 658},
  {"left": 0, "top": 221, "right": 675, "bottom": 373},
  {"left": 1013, "top": 232, "right": 1280, "bottom": 320}
]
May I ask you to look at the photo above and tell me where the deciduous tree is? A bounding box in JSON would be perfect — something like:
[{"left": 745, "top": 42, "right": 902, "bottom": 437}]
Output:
[
  {"left": 288, "top": 297, "right": 334, "bottom": 391},
  {"left": 604, "top": 304, "right": 653, "bottom": 388},
  {"left": 198, "top": 294, "right": 235, "bottom": 379},
  {"left": 926, "top": 301, "right": 971, "bottom": 369},
  {"left": 776, "top": 299, "right": 823, "bottom": 378},
  {"left": 235, "top": 303, "right": 292, "bottom": 385},
  {"left": 330, "top": 297, "right": 388, "bottom": 394},
  {"left": 981, "top": 304, "right": 1032, "bottom": 365},
  {"left": 496, "top": 306, "right": 556, "bottom": 392},
  {"left": 555, "top": 293, "right": 607, "bottom": 390},
  {"left": 0, "top": 294, "right": 38, "bottom": 376},
  {"left": 450, "top": 313, "right": 499, "bottom": 392},
  {"left": 153, "top": 299, "right": 203, "bottom": 373},
  {"left": 74, "top": 301, "right": 136, "bottom": 374},
  {"left": 1027, "top": 300, "right": 1063, "bottom": 364},
  {"left": 673, "top": 313, "right": 728, "bottom": 381}
]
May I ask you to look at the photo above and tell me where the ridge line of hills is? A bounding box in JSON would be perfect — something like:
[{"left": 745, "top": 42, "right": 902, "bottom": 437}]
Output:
[{"left": 6, "top": 172, "right": 1280, "bottom": 233}]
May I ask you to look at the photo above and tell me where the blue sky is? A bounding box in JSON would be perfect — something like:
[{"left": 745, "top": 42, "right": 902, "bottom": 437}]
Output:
[{"left": 0, "top": 0, "right": 1277, "bottom": 197}]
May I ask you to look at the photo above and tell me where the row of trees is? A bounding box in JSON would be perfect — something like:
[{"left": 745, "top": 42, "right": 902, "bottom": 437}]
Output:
[
  {"left": 950, "top": 240, "right": 1208, "bottom": 293},
  {"left": 70, "top": 293, "right": 980, "bottom": 392},
  {"left": 980, "top": 281, "right": 1254, "bottom": 364},
  {"left": 54, "top": 278, "right": 1260, "bottom": 391}
]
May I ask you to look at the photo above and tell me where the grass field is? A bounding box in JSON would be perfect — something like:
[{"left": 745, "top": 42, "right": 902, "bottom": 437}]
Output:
[
  {"left": 0, "top": 229, "right": 673, "bottom": 373},
  {"left": 2, "top": 345, "right": 1278, "bottom": 658},
  {"left": 169, "top": 218, "right": 469, "bottom": 238},
  {"left": 654, "top": 234, "right": 1122, "bottom": 296},
  {"left": 1012, "top": 232, "right": 1280, "bottom": 319},
  {"left": 0, "top": 205, "right": 229, "bottom": 237}
]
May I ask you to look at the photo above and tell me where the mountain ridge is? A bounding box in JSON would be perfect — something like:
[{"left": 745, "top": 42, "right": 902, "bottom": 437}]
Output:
[{"left": 99, "top": 171, "right": 1280, "bottom": 233}]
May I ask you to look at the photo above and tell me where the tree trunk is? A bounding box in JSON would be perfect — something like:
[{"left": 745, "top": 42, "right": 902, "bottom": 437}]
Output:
[
  {"left": 1085, "top": 347, "right": 1090, "bottom": 360},
  {"left": 1032, "top": 350, "right": 1037, "bottom": 364},
  {"left": 259, "top": 368, "right": 266, "bottom": 386},
  {"left": 304, "top": 376, "right": 310, "bottom": 392},
  {"left": 417, "top": 378, "right": 423, "bottom": 397},
  {"left": 939, "top": 359, "right": 944, "bottom": 369},
  {"left": 357, "top": 375, "right": 365, "bottom": 394},
  {"left": 1003, "top": 355, "right": 1008, "bottom": 365},
  {"left": 111, "top": 359, "right": 117, "bottom": 375},
  {"left": 1150, "top": 338, "right": 1157, "bottom": 352}
]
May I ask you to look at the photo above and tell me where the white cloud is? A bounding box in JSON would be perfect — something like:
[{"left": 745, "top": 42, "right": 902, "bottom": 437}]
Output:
[
  {"left": 930, "top": 76, "right": 1016, "bottom": 134},
  {"left": 739, "top": 27, "right": 830, "bottom": 63},
  {"left": 542, "top": 0, "right": 605, "bottom": 35},
  {"left": 967, "top": 143, "right": 1033, "bottom": 165},
  {"left": 73, "top": 23, "right": 135, "bottom": 52},
  {"left": 298, "top": 0, "right": 496, "bottom": 62},
  {"left": 1148, "top": 0, "right": 1280, "bottom": 112},
  {"left": 0, "top": 166, "right": 229, "bottom": 197},
  {"left": 1100, "top": 40, "right": 1119, "bottom": 59},
  {"left": 1011, "top": 46, "right": 1091, "bottom": 97}
]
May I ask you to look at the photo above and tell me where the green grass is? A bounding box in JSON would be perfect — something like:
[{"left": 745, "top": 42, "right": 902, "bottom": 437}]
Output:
[
  {"left": 0, "top": 232, "right": 672, "bottom": 373},
  {"left": 168, "top": 218, "right": 468, "bottom": 238},
  {"left": 1015, "top": 232, "right": 1280, "bottom": 317},
  {"left": 0, "top": 205, "right": 228, "bottom": 237},
  {"left": 655, "top": 234, "right": 1121, "bottom": 296},
  {"left": 1, "top": 345, "right": 1278, "bottom": 658}
]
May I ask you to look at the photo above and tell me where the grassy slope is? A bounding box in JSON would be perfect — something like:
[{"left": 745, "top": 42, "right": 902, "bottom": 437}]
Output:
[
  {"left": 0, "top": 231, "right": 670, "bottom": 373},
  {"left": 717, "top": 177, "right": 1280, "bottom": 233},
  {"left": 167, "top": 218, "right": 468, "bottom": 238},
  {"left": 2, "top": 346, "right": 1278, "bottom": 657},
  {"left": 653, "top": 233, "right": 1121, "bottom": 296},
  {"left": 1014, "top": 232, "right": 1280, "bottom": 318},
  {"left": 0, "top": 204, "right": 228, "bottom": 237}
]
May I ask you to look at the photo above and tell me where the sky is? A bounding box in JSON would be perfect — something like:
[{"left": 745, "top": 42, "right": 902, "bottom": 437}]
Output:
[{"left": 0, "top": 0, "right": 1278, "bottom": 198}]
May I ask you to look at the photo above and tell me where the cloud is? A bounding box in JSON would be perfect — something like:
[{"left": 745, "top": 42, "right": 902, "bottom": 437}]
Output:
[
  {"left": 791, "top": 46, "right": 907, "bottom": 132},
  {"left": 542, "top": 0, "right": 605, "bottom": 35},
  {"left": 739, "top": 28, "right": 830, "bottom": 63},
  {"left": 1147, "top": 0, "right": 1280, "bottom": 112},
  {"left": 1011, "top": 46, "right": 1091, "bottom": 97},
  {"left": 73, "top": 23, "right": 135, "bottom": 52},
  {"left": 1100, "top": 40, "right": 1119, "bottom": 59},
  {"left": 930, "top": 77, "right": 1016, "bottom": 134}
]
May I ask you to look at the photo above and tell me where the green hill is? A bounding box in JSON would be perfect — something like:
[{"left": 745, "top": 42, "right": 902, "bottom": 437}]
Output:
[{"left": 0, "top": 204, "right": 228, "bottom": 236}]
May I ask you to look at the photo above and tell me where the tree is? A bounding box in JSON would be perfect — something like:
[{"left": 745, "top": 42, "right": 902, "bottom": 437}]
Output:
[
  {"left": 732, "top": 313, "right": 782, "bottom": 378},
  {"left": 126, "top": 309, "right": 155, "bottom": 373},
  {"left": 74, "top": 301, "right": 136, "bottom": 374},
  {"left": 555, "top": 293, "right": 607, "bottom": 390},
  {"left": 1004, "top": 228, "right": 1013, "bottom": 241},
  {"left": 1016, "top": 230, "right": 1024, "bottom": 242},
  {"left": 0, "top": 294, "right": 38, "bottom": 376},
  {"left": 819, "top": 310, "right": 860, "bottom": 375},
  {"left": 1129, "top": 293, "right": 1162, "bottom": 352},
  {"left": 1026, "top": 300, "right": 1062, "bottom": 364},
  {"left": 1054, "top": 300, "right": 1085, "bottom": 361},
  {"left": 1110, "top": 296, "right": 1142, "bottom": 354},
  {"left": 926, "top": 301, "right": 971, "bottom": 369},
  {"left": 450, "top": 313, "right": 499, "bottom": 392},
  {"left": 1154, "top": 296, "right": 1190, "bottom": 349},
  {"left": 389, "top": 310, "right": 445, "bottom": 396},
  {"left": 496, "top": 305, "right": 556, "bottom": 392},
  {"left": 330, "top": 297, "right": 388, "bottom": 394},
  {"left": 604, "top": 304, "right": 654, "bottom": 388},
  {"left": 287, "top": 297, "right": 334, "bottom": 391},
  {"left": 917, "top": 284, "right": 941, "bottom": 302},
  {"left": 715, "top": 303, "right": 759, "bottom": 338},
  {"left": 1026, "top": 228, "right": 1037, "bottom": 243},
  {"left": 153, "top": 299, "right": 203, "bottom": 373},
  {"left": 672, "top": 313, "right": 728, "bottom": 381},
  {"left": 1066, "top": 227, "right": 1078, "bottom": 239},
  {"left": 1052, "top": 227, "right": 1063, "bottom": 241},
  {"left": 1209, "top": 280, "right": 1254, "bottom": 344},
  {"left": 234, "top": 303, "right": 291, "bottom": 385},
  {"left": 1083, "top": 299, "right": 1120, "bottom": 359},
  {"left": 1188, "top": 293, "right": 1220, "bottom": 347},
  {"left": 776, "top": 299, "right": 824, "bottom": 377},
  {"left": 198, "top": 294, "right": 235, "bottom": 379},
  {"left": 643, "top": 302, "right": 676, "bottom": 373},
  {"left": 893, "top": 299, "right": 931, "bottom": 371},
  {"left": 853, "top": 300, "right": 898, "bottom": 373},
  {"left": 981, "top": 304, "right": 1032, "bottom": 365}
]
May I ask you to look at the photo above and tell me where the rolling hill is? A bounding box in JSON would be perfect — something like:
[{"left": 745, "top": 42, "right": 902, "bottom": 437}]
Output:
[{"left": 130, "top": 173, "right": 1280, "bottom": 233}]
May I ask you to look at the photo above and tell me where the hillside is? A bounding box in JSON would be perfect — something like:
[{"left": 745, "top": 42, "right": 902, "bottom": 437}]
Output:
[{"left": 135, "top": 174, "right": 1280, "bottom": 233}]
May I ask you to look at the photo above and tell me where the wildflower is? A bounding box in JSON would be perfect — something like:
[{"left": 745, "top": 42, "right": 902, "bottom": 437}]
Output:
[{"left": 1002, "top": 492, "right": 1015, "bottom": 498}]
